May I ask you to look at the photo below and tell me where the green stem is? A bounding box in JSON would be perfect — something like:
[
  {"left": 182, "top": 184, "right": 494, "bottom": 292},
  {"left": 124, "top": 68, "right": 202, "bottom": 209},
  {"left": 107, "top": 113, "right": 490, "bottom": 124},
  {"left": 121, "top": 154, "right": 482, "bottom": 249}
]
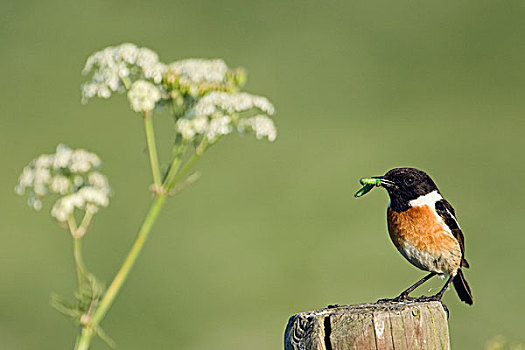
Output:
[
  {"left": 74, "top": 138, "right": 207, "bottom": 349},
  {"left": 162, "top": 141, "right": 187, "bottom": 189},
  {"left": 167, "top": 153, "right": 200, "bottom": 190},
  {"left": 74, "top": 194, "right": 168, "bottom": 350},
  {"left": 67, "top": 216, "right": 86, "bottom": 290},
  {"left": 162, "top": 157, "right": 183, "bottom": 189},
  {"left": 73, "top": 238, "right": 87, "bottom": 289},
  {"left": 75, "top": 326, "right": 93, "bottom": 350},
  {"left": 143, "top": 112, "right": 162, "bottom": 188},
  {"left": 78, "top": 211, "right": 94, "bottom": 235},
  {"left": 166, "top": 139, "right": 208, "bottom": 190}
]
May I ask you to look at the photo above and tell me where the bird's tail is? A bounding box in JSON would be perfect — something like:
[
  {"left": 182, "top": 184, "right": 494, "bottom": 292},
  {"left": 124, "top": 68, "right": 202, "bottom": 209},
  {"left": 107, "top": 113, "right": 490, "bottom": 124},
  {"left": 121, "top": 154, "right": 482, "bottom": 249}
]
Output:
[{"left": 453, "top": 269, "right": 473, "bottom": 305}]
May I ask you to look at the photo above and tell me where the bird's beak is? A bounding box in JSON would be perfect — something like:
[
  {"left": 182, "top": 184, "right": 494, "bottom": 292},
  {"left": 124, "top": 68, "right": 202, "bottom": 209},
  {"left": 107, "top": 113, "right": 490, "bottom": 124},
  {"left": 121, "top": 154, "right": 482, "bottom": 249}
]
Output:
[
  {"left": 360, "top": 176, "right": 396, "bottom": 189},
  {"left": 354, "top": 176, "right": 396, "bottom": 197},
  {"left": 375, "top": 176, "right": 396, "bottom": 189}
]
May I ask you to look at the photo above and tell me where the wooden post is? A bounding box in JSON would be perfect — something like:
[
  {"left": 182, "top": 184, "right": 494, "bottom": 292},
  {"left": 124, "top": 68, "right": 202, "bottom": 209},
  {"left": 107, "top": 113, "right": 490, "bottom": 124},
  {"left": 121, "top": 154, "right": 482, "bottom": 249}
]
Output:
[{"left": 284, "top": 301, "right": 450, "bottom": 350}]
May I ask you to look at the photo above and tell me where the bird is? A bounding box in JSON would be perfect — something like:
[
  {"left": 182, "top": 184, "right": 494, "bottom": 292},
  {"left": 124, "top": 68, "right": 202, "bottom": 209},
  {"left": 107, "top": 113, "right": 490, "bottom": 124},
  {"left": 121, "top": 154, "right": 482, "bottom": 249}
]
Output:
[{"left": 357, "top": 167, "right": 473, "bottom": 306}]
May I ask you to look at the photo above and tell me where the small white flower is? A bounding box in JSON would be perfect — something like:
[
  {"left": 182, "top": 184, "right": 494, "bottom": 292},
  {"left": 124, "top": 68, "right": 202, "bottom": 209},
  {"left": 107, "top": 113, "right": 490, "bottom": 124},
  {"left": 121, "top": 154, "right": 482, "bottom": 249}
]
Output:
[
  {"left": 53, "top": 145, "right": 73, "bottom": 169},
  {"left": 16, "top": 145, "right": 111, "bottom": 223},
  {"left": 82, "top": 43, "right": 166, "bottom": 103},
  {"left": 51, "top": 193, "right": 85, "bottom": 222},
  {"left": 136, "top": 47, "right": 159, "bottom": 67},
  {"left": 33, "top": 182, "right": 49, "bottom": 197},
  {"left": 136, "top": 48, "right": 166, "bottom": 84},
  {"left": 143, "top": 62, "right": 166, "bottom": 84},
  {"left": 79, "top": 187, "right": 110, "bottom": 207},
  {"left": 88, "top": 171, "right": 109, "bottom": 189},
  {"left": 35, "top": 154, "right": 54, "bottom": 168},
  {"left": 16, "top": 166, "right": 35, "bottom": 194},
  {"left": 192, "top": 116, "right": 208, "bottom": 134},
  {"left": 33, "top": 167, "right": 52, "bottom": 188},
  {"left": 50, "top": 175, "right": 70, "bottom": 195},
  {"left": 116, "top": 43, "right": 139, "bottom": 64},
  {"left": 127, "top": 80, "right": 161, "bottom": 112},
  {"left": 168, "top": 59, "right": 228, "bottom": 83},
  {"left": 70, "top": 149, "right": 101, "bottom": 173},
  {"left": 176, "top": 116, "right": 210, "bottom": 141},
  {"left": 238, "top": 115, "right": 277, "bottom": 142},
  {"left": 194, "top": 92, "right": 275, "bottom": 116},
  {"left": 206, "top": 116, "right": 232, "bottom": 141},
  {"left": 176, "top": 119, "right": 197, "bottom": 140}
]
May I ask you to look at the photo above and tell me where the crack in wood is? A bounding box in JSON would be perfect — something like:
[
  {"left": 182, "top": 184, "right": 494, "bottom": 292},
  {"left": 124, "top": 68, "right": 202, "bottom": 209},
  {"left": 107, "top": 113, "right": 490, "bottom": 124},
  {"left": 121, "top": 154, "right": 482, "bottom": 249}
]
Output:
[{"left": 323, "top": 316, "right": 333, "bottom": 350}]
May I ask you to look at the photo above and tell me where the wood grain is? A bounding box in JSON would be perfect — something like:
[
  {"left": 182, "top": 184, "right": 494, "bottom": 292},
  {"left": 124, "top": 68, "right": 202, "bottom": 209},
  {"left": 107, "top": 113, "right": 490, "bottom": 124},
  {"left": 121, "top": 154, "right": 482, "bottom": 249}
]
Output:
[{"left": 284, "top": 301, "right": 449, "bottom": 350}]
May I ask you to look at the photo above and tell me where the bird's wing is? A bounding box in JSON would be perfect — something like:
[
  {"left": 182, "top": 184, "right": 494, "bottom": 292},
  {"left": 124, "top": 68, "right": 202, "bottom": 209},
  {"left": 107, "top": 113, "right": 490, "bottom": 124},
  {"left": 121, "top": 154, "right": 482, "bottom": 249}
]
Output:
[{"left": 435, "top": 199, "right": 469, "bottom": 268}]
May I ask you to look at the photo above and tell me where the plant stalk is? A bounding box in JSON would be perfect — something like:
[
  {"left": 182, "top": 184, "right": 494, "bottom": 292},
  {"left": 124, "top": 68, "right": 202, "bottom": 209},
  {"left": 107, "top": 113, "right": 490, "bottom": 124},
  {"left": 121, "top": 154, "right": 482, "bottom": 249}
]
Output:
[
  {"left": 74, "top": 194, "right": 167, "bottom": 350},
  {"left": 67, "top": 216, "right": 87, "bottom": 290},
  {"left": 143, "top": 112, "right": 162, "bottom": 188},
  {"left": 166, "top": 140, "right": 208, "bottom": 190},
  {"left": 73, "top": 238, "right": 87, "bottom": 289},
  {"left": 75, "top": 326, "right": 94, "bottom": 350},
  {"left": 162, "top": 141, "right": 187, "bottom": 189},
  {"left": 74, "top": 129, "right": 206, "bottom": 350}
]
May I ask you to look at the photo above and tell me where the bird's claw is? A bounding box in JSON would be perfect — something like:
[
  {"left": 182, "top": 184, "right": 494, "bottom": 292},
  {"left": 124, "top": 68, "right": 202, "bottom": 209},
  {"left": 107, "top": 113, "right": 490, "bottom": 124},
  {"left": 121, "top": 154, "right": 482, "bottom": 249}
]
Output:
[
  {"left": 414, "top": 295, "right": 441, "bottom": 302},
  {"left": 413, "top": 295, "right": 450, "bottom": 318},
  {"left": 377, "top": 294, "right": 415, "bottom": 303}
]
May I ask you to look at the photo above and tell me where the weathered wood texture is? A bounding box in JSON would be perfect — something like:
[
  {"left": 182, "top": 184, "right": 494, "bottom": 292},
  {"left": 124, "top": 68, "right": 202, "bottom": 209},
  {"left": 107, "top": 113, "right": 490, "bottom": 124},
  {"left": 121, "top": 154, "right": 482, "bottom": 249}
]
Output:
[{"left": 284, "top": 301, "right": 449, "bottom": 350}]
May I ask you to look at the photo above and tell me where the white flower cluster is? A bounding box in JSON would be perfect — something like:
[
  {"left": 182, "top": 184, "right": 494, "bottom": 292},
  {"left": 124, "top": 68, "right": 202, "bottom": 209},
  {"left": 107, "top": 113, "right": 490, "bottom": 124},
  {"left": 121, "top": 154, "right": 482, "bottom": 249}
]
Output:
[
  {"left": 168, "top": 59, "right": 228, "bottom": 83},
  {"left": 127, "top": 80, "right": 161, "bottom": 112},
  {"left": 81, "top": 43, "right": 277, "bottom": 142},
  {"left": 195, "top": 92, "right": 275, "bottom": 116},
  {"left": 81, "top": 43, "right": 166, "bottom": 103},
  {"left": 51, "top": 185, "right": 109, "bottom": 222},
  {"left": 237, "top": 115, "right": 277, "bottom": 142},
  {"left": 176, "top": 91, "right": 277, "bottom": 142},
  {"left": 16, "top": 145, "right": 110, "bottom": 223},
  {"left": 165, "top": 58, "right": 242, "bottom": 99}
]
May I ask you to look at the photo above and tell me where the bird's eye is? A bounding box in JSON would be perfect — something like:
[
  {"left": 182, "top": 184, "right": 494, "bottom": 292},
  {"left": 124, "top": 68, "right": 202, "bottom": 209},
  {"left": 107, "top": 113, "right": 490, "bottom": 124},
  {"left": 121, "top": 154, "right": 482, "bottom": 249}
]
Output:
[{"left": 405, "top": 176, "right": 415, "bottom": 184}]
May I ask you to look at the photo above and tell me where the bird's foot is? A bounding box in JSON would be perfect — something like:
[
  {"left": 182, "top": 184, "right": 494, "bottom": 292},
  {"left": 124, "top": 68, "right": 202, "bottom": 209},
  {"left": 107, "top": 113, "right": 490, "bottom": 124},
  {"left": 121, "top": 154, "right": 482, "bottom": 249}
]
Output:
[
  {"left": 414, "top": 295, "right": 449, "bottom": 317},
  {"left": 376, "top": 294, "right": 449, "bottom": 317},
  {"left": 414, "top": 294, "right": 441, "bottom": 303},
  {"left": 377, "top": 294, "right": 415, "bottom": 303}
]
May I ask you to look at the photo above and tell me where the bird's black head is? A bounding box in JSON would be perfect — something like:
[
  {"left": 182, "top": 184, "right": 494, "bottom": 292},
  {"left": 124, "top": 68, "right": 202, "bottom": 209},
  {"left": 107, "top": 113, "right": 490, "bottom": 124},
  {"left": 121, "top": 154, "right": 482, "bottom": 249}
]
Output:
[{"left": 378, "top": 168, "right": 439, "bottom": 211}]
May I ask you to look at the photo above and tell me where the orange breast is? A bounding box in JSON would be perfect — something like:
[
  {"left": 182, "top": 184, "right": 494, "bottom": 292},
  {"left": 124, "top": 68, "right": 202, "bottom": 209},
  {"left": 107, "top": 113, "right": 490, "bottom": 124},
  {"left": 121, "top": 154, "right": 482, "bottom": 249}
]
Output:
[{"left": 387, "top": 205, "right": 462, "bottom": 274}]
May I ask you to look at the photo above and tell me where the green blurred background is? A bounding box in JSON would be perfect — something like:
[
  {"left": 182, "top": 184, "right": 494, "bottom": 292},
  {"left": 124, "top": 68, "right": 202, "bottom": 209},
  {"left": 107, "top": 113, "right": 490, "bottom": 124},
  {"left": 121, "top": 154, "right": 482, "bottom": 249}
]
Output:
[{"left": 2, "top": 0, "right": 525, "bottom": 349}]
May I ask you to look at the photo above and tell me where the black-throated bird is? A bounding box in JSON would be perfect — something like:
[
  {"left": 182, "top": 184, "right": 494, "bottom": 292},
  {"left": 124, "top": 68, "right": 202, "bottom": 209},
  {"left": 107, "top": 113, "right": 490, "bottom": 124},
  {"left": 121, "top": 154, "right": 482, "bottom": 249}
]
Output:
[{"left": 356, "top": 168, "right": 473, "bottom": 305}]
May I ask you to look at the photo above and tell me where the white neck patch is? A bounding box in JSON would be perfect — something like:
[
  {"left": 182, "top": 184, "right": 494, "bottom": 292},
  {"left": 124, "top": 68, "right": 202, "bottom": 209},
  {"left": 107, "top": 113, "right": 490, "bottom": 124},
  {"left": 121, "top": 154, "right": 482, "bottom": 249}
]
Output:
[{"left": 409, "top": 190, "right": 442, "bottom": 208}]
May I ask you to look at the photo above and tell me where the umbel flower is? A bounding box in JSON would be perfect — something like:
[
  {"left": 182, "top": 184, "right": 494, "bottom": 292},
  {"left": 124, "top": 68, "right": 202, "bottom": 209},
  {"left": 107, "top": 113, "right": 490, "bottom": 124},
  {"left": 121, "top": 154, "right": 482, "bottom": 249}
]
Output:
[
  {"left": 178, "top": 91, "right": 276, "bottom": 142},
  {"left": 81, "top": 43, "right": 277, "bottom": 143},
  {"left": 81, "top": 43, "right": 165, "bottom": 102},
  {"left": 16, "top": 145, "right": 110, "bottom": 223},
  {"left": 127, "top": 80, "right": 161, "bottom": 112}
]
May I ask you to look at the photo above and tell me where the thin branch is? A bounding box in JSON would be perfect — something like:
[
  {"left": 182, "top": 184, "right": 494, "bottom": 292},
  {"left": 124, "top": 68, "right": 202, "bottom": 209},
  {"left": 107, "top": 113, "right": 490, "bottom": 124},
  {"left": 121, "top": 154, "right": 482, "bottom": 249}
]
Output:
[
  {"left": 74, "top": 194, "right": 168, "bottom": 350},
  {"left": 143, "top": 111, "right": 162, "bottom": 189}
]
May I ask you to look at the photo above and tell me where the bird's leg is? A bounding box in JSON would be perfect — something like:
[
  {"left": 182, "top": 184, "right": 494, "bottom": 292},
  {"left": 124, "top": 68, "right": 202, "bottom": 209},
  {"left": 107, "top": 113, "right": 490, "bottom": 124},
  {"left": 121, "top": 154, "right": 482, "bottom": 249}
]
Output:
[
  {"left": 416, "top": 275, "right": 454, "bottom": 303},
  {"left": 415, "top": 275, "right": 454, "bottom": 317},
  {"left": 377, "top": 272, "right": 436, "bottom": 303},
  {"left": 398, "top": 272, "right": 437, "bottom": 299}
]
